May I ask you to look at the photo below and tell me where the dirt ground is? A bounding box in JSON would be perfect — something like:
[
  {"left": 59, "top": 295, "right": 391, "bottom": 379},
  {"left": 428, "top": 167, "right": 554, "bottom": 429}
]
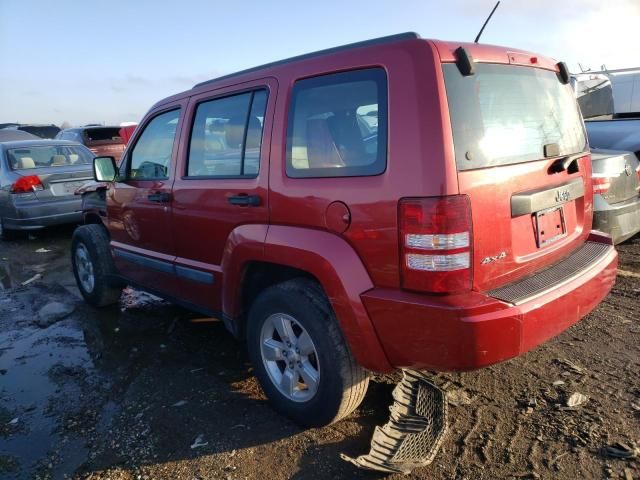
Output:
[{"left": 0, "top": 225, "right": 638, "bottom": 480}]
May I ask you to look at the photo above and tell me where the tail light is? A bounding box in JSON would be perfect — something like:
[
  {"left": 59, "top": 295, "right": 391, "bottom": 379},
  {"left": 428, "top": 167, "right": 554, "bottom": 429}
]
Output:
[
  {"left": 10, "top": 175, "right": 44, "bottom": 193},
  {"left": 399, "top": 195, "right": 472, "bottom": 293},
  {"left": 591, "top": 174, "right": 612, "bottom": 195},
  {"left": 636, "top": 164, "right": 640, "bottom": 183}
]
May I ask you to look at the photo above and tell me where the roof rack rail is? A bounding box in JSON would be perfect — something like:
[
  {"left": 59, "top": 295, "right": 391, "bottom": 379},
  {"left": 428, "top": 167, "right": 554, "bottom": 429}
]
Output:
[
  {"left": 589, "top": 67, "right": 640, "bottom": 75},
  {"left": 193, "top": 32, "right": 420, "bottom": 89}
]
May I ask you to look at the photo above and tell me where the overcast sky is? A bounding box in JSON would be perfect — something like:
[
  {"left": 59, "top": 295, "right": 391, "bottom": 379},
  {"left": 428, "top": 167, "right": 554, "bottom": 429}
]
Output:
[{"left": 1, "top": 0, "right": 638, "bottom": 126}]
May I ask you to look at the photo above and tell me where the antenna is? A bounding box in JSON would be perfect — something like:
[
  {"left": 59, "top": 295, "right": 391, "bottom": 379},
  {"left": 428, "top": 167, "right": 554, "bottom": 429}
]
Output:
[{"left": 474, "top": 1, "right": 500, "bottom": 43}]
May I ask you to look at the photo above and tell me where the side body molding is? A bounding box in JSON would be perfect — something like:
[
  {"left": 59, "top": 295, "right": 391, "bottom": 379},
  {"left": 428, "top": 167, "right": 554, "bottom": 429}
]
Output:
[{"left": 221, "top": 224, "right": 393, "bottom": 373}]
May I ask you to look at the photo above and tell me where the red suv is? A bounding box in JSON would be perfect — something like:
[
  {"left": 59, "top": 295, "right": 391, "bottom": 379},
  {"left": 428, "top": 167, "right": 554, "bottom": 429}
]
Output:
[{"left": 72, "top": 33, "right": 617, "bottom": 429}]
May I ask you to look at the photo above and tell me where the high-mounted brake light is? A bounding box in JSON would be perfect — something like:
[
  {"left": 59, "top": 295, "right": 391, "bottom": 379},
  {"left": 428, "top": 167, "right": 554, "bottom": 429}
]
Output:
[
  {"left": 591, "top": 174, "right": 612, "bottom": 195},
  {"left": 10, "top": 175, "right": 44, "bottom": 193},
  {"left": 399, "top": 195, "right": 472, "bottom": 293}
]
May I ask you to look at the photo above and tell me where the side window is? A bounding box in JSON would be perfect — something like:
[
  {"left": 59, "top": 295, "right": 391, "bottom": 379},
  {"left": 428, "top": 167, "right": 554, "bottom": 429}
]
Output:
[
  {"left": 129, "top": 109, "right": 180, "bottom": 180},
  {"left": 187, "top": 89, "right": 267, "bottom": 177},
  {"left": 286, "top": 68, "right": 387, "bottom": 178}
]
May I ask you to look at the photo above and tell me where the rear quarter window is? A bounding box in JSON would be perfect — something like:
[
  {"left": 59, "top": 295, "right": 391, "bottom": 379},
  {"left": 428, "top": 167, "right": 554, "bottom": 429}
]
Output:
[{"left": 286, "top": 68, "right": 388, "bottom": 178}]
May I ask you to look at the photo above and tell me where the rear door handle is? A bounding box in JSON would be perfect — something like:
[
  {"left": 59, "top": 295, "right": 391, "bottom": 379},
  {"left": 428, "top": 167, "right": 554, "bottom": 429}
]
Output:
[
  {"left": 228, "top": 194, "right": 261, "bottom": 206},
  {"left": 147, "top": 192, "right": 171, "bottom": 203}
]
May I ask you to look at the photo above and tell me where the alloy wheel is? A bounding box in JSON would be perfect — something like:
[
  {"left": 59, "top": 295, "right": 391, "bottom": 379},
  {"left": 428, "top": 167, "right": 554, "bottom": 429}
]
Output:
[
  {"left": 74, "top": 243, "right": 95, "bottom": 293},
  {"left": 260, "top": 313, "right": 321, "bottom": 402}
]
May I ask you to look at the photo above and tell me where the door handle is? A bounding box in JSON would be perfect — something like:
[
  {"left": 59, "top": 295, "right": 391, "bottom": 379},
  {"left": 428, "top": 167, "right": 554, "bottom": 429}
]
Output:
[
  {"left": 228, "top": 194, "right": 261, "bottom": 206},
  {"left": 147, "top": 192, "right": 171, "bottom": 203}
]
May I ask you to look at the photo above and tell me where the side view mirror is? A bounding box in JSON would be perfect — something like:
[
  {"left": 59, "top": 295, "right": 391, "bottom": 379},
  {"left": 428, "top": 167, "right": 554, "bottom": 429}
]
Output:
[{"left": 93, "top": 156, "right": 118, "bottom": 182}]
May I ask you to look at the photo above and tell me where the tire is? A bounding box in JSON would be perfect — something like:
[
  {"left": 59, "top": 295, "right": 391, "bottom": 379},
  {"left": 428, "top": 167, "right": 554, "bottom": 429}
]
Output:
[
  {"left": 247, "top": 278, "right": 369, "bottom": 427},
  {"left": 71, "top": 224, "right": 122, "bottom": 307}
]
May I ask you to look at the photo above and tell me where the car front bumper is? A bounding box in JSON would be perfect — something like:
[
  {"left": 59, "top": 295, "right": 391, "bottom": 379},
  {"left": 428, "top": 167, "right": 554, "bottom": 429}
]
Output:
[{"left": 362, "top": 232, "right": 617, "bottom": 371}]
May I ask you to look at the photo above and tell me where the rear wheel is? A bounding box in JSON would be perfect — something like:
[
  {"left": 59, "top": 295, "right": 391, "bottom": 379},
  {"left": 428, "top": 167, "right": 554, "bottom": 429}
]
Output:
[
  {"left": 71, "top": 224, "right": 122, "bottom": 307},
  {"left": 247, "top": 278, "right": 369, "bottom": 427}
]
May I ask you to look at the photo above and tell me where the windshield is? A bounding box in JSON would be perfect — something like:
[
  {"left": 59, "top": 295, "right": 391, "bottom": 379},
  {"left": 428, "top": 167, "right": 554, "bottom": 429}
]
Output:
[
  {"left": 8, "top": 145, "right": 94, "bottom": 170},
  {"left": 443, "top": 63, "right": 587, "bottom": 170}
]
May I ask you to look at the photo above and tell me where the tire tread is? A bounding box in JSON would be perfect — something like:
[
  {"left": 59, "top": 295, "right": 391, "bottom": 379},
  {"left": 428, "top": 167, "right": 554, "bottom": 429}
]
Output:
[
  {"left": 249, "top": 278, "right": 369, "bottom": 426},
  {"left": 71, "top": 224, "right": 121, "bottom": 307}
]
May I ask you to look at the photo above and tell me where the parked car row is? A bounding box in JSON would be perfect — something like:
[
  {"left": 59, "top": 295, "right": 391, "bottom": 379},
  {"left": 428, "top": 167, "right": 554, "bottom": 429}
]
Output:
[
  {"left": 0, "top": 125, "right": 134, "bottom": 238},
  {"left": 0, "top": 124, "right": 129, "bottom": 160}
]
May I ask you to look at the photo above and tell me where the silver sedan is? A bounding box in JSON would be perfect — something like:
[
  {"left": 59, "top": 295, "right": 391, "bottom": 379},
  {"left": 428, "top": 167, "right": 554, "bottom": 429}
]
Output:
[
  {"left": 0, "top": 139, "right": 94, "bottom": 239},
  {"left": 591, "top": 148, "right": 640, "bottom": 244}
]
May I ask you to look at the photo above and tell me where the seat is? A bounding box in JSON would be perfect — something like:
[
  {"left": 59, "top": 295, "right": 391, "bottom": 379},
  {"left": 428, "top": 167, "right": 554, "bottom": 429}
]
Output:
[
  {"left": 327, "top": 112, "right": 366, "bottom": 165},
  {"left": 51, "top": 155, "right": 67, "bottom": 166},
  {"left": 306, "top": 118, "right": 344, "bottom": 168},
  {"left": 224, "top": 116, "right": 245, "bottom": 150},
  {"left": 18, "top": 157, "right": 36, "bottom": 169},
  {"left": 69, "top": 154, "right": 80, "bottom": 164}
]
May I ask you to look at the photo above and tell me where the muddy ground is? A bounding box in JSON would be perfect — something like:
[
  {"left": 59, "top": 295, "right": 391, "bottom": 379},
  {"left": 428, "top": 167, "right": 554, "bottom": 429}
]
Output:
[{"left": 0, "top": 225, "right": 638, "bottom": 480}]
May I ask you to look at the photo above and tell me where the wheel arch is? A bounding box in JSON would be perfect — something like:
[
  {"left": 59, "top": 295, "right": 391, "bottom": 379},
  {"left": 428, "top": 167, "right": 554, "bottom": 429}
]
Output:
[{"left": 221, "top": 224, "right": 393, "bottom": 373}]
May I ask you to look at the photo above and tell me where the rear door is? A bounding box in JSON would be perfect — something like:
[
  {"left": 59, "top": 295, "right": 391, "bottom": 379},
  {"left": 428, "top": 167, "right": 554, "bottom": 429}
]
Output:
[
  {"left": 442, "top": 62, "right": 592, "bottom": 291},
  {"left": 107, "top": 104, "right": 184, "bottom": 297},
  {"left": 170, "top": 79, "right": 275, "bottom": 311}
]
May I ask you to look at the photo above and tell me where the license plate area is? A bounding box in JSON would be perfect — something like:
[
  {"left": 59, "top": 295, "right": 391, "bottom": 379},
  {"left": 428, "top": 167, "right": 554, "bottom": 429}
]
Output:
[
  {"left": 534, "top": 205, "right": 566, "bottom": 247},
  {"left": 51, "top": 181, "right": 85, "bottom": 196}
]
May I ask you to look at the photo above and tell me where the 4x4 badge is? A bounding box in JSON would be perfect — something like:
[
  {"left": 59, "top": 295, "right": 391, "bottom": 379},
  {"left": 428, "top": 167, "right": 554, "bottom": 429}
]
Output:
[{"left": 481, "top": 251, "right": 507, "bottom": 265}]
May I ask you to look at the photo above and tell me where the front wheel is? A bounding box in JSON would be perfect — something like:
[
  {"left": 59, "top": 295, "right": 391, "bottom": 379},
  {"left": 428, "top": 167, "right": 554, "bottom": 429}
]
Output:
[
  {"left": 247, "top": 278, "right": 369, "bottom": 427},
  {"left": 71, "top": 224, "right": 122, "bottom": 307}
]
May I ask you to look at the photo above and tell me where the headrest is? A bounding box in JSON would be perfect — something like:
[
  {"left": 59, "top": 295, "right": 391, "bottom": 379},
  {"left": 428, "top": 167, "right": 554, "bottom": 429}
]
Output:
[
  {"left": 306, "top": 118, "right": 344, "bottom": 168},
  {"left": 224, "top": 116, "right": 245, "bottom": 148},
  {"left": 51, "top": 155, "right": 67, "bottom": 166},
  {"left": 18, "top": 157, "right": 36, "bottom": 169}
]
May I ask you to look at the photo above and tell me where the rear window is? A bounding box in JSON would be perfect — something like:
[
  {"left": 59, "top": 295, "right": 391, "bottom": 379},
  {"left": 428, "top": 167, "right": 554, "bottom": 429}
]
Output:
[
  {"left": 8, "top": 145, "right": 93, "bottom": 170},
  {"left": 443, "top": 63, "right": 587, "bottom": 170},
  {"left": 84, "top": 128, "right": 122, "bottom": 142}
]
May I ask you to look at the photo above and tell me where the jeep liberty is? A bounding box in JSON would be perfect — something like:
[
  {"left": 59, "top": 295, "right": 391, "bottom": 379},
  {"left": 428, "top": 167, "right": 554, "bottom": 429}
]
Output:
[{"left": 72, "top": 32, "right": 618, "bottom": 470}]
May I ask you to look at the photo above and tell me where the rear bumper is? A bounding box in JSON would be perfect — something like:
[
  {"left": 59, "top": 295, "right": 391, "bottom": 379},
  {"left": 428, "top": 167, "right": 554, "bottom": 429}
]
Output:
[
  {"left": 362, "top": 232, "right": 617, "bottom": 371},
  {"left": 593, "top": 194, "right": 640, "bottom": 244},
  {"left": 2, "top": 197, "right": 82, "bottom": 230}
]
